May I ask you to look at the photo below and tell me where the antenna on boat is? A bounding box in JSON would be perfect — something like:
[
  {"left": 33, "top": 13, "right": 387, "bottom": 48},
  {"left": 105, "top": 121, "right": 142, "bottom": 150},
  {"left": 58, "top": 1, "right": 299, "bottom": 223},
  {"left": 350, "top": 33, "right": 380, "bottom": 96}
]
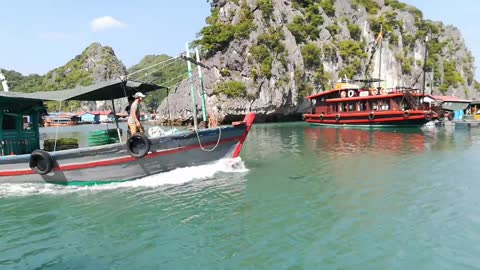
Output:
[{"left": 0, "top": 70, "right": 9, "bottom": 92}]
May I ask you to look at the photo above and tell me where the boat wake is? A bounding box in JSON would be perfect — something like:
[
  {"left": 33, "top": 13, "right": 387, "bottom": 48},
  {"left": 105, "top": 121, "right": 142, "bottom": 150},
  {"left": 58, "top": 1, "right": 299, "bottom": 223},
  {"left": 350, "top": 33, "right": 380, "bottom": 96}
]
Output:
[{"left": 0, "top": 158, "right": 248, "bottom": 198}]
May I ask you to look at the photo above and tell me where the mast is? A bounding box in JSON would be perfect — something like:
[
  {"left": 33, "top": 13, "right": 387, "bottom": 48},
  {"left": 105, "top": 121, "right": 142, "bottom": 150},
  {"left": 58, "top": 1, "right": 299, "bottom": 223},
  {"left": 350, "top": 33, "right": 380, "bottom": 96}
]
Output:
[
  {"left": 195, "top": 48, "right": 207, "bottom": 122},
  {"left": 378, "top": 25, "right": 383, "bottom": 89},
  {"left": 186, "top": 43, "right": 198, "bottom": 130},
  {"left": 422, "top": 34, "right": 429, "bottom": 96}
]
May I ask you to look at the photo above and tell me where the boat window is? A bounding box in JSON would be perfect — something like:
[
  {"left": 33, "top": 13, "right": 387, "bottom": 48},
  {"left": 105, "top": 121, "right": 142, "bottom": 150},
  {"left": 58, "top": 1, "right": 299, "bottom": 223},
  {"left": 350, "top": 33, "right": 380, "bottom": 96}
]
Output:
[
  {"left": 2, "top": 115, "right": 17, "bottom": 130},
  {"left": 22, "top": 116, "right": 32, "bottom": 130},
  {"left": 382, "top": 100, "right": 390, "bottom": 110}
]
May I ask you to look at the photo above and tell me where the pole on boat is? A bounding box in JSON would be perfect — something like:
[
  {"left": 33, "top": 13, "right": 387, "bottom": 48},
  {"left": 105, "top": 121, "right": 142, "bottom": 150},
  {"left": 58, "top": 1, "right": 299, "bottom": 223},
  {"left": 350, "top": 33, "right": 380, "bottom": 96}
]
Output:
[
  {"left": 186, "top": 43, "right": 198, "bottom": 130},
  {"left": 422, "top": 34, "right": 430, "bottom": 97},
  {"left": 111, "top": 99, "right": 122, "bottom": 143},
  {"left": 378, "top": 25, "right": 383, "bottom": 89},
  {"left": 195, "top": 48, "right": 208, "bottom": 122}
]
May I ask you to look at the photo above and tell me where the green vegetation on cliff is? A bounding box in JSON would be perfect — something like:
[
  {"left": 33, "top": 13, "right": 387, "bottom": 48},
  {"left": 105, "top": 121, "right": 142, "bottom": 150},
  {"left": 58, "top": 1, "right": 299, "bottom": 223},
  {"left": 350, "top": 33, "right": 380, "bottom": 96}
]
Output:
[
  {"left": 213, "top": 81, "right": 247, "bottom": 98},
  {"left": 194, "top": 1, "right": 255, "bottom": 56}
]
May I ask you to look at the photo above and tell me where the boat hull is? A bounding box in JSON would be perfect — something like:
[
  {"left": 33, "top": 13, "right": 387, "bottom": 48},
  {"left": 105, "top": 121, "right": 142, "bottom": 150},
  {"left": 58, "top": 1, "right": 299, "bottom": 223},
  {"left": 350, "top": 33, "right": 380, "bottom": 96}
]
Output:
[
  {"left": 304, "top": 110, "right": 431, "bottom": 127},
  {"left": 0, "top": 113, "right": 255, "bottom": 185}
]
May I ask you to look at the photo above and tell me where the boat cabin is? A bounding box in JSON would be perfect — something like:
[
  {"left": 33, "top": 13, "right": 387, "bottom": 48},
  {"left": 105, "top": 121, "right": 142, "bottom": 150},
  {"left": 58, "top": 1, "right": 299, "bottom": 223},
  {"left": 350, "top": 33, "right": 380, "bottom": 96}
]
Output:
[
  {"left": 0, "top": 79, "right": 163, "bottom": 156},
  {"left": 0, "top": 96, "right": 43, "bottom": 155},
  {"left": 309, "top": 82, "right": 423, "bottom": 115}
]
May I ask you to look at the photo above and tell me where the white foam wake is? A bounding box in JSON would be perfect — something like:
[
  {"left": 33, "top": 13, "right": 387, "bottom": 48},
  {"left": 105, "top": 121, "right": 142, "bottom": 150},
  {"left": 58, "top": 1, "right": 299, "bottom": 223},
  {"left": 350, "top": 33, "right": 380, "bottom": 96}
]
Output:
[{"left": 0, "top": 158, "right": 248, "bottom": 198}]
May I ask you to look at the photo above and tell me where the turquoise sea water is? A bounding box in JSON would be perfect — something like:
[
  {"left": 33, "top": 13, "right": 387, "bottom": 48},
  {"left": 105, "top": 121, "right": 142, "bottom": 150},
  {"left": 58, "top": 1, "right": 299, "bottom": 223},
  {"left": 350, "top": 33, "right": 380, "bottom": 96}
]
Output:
[{"left": 1, "top": 123, "right": 480, "bottom": 269}]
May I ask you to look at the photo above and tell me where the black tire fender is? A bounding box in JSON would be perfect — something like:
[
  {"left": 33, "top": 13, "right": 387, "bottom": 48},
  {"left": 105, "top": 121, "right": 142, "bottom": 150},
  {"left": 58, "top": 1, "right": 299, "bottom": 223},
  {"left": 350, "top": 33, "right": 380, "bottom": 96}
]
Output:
[
  {"left": 29, "top": 149, "right": 54, "bottom": 175},
  {"left": 126, "top": 133, "right": 151, "bottom": 158},
  {"left": 403, "top": 110, "right": 410, "bottom": 118},
  {"left": 335, "top": 114, "right": 340, "bottom": 122},
  {"left": 368, "top": 112, "right": 375, "bottom": 120},
  {"left": 320, "top": 113, "right": 324, "bottom": 120}
]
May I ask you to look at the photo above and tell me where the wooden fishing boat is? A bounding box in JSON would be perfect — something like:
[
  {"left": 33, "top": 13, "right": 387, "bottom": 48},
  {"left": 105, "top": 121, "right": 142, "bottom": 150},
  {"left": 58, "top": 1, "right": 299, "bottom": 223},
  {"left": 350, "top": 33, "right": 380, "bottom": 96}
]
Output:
[
  {"left": 43, "top": 115, "right": 79, "bottom": 127},
  {"left": 302, "top": 80, "right": 436, "bottom": 127},
  {"left": 0, "top": 79, "right": 255, "bottom": 185}
]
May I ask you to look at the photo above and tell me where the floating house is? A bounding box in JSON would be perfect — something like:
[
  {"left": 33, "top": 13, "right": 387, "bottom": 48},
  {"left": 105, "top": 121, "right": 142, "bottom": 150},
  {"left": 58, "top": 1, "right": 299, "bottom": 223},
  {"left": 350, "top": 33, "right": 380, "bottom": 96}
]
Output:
[
  {"left": 77, "top": 112, "right": 100, "bottom": 124},
  {"left": 90, "top": 111, "right": 115, "bottom": 123}
]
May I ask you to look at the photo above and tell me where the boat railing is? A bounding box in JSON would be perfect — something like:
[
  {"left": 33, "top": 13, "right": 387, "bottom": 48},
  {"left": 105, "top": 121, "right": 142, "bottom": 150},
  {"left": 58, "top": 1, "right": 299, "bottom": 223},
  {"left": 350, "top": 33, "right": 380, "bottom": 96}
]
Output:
[{"left": 356, "top": 87, "right": 422, "bottom": 95}]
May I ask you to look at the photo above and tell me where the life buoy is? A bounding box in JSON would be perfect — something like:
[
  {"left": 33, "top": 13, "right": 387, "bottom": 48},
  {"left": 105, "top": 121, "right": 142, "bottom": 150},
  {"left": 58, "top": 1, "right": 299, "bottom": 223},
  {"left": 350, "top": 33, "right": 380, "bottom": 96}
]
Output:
[
  {"left": 370, "top": 88, "right": 378, "bottom": 95},
  {"left": 368, "top": 112, "right": 375, "bottom": 120},
  {"left": 29, "top": 149, "right": 54, "bottom": 175},
  {"left": 380, "top": 88, "right": 387, "bottom": 95},
  {"left": 126, "top": 133, "right": 151, "bottom": 158},
  {"left": 320, "top": 113, "right": 324, "bottom": 120},
  {"left": 340, "top": 91, "right": 347, "bottom": 98},
  {"left": 347, "top": 90, "right": 355, "bottom": 98},
  {"left": 335, "top": 114, "right": 340, "bottom": 121},
  {"left": 447, "top": 112, "right": 454, "bottom": 121},
  {"left": 424, "top": 111, "right": 432, "bottom": 121},
  {"left": 403, "top": 110, "right": 410, "bottom": 118}
]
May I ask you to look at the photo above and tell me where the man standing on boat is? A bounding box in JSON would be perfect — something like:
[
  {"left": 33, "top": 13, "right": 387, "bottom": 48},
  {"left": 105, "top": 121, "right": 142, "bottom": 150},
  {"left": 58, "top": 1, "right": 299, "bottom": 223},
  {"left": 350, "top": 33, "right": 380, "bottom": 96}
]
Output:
[{"left": 128, "top": 92, "right": 146, "bottom": 135}]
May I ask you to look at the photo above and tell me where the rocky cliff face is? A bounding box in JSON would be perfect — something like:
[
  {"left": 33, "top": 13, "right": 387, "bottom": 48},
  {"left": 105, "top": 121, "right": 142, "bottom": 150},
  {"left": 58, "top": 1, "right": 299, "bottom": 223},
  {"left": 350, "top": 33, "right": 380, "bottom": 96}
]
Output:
[{"left": 158, "top": 0, "right": 478, "bottom": 124}]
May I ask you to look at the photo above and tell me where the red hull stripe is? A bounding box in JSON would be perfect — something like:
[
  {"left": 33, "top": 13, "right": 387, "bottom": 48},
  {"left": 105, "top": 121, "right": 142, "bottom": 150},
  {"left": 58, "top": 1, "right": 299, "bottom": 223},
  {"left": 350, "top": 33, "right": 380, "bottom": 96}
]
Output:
[
  {"left": 304, "top": 110, "right": 427, "bottom": 118},
  {"left": 0, "top": 135, "right": 242, "bottom": 177},
  {"left": 306, "top": 115, "right": 425, "bottom": 124}
]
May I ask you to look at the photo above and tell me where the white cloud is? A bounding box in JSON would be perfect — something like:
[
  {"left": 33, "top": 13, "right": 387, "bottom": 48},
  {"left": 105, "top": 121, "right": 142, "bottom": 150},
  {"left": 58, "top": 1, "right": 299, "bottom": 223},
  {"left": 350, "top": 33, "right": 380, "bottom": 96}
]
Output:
[
  {"left": 90, "top": 16, "right": 127, "bottom": 32},
  {"left": 38, "top": 31, "right": 69, "bottom": 41}
]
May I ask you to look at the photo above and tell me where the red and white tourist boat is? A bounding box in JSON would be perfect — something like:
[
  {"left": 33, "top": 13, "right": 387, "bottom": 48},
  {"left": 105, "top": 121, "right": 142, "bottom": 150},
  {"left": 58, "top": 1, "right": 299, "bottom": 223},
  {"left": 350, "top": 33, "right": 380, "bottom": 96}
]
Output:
[{"left": 303, "top": 79, "right": 436, "bottom": 127}]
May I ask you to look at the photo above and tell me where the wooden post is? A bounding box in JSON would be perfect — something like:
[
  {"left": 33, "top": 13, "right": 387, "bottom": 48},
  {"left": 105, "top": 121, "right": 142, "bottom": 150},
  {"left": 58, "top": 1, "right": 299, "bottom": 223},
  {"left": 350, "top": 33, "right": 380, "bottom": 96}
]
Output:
[{"left": 111, "top": 99, "right": 122, "bottom": 143}]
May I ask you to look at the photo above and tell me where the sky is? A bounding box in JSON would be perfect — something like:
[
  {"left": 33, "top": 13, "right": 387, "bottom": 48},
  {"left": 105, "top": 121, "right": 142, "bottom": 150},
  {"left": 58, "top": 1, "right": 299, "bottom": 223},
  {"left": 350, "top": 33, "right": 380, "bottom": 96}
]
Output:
[
  {"left": 1, "top": 0, "right": 479, "bottom": 78},
  {"left": 0, "top": 0, "right": 211, "bottom": 75}
]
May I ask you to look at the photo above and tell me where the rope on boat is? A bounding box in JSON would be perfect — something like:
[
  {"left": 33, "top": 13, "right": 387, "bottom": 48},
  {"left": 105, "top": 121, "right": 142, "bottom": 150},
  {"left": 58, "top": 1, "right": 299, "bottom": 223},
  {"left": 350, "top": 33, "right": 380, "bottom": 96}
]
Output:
[
  {"left": 132, "top": 58, "right": 185, "bottom": 82},
  {"left": 195, "top": 126, "right": 222, "bottom": 152},
  {"left": 127, "top": 56, "right": 181, "bottom": 77}
]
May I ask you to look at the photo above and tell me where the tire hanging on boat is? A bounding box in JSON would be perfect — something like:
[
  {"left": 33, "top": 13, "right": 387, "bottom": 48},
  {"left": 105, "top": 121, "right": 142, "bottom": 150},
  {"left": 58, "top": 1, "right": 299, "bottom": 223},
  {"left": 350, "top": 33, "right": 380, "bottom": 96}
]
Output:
[
  {"left": 368, "top": 112, "right": 375, "bottom": 120},
  {"left": 126, "top": 133, "right": 151, "bottom": 158},
  {"left": 29, "top": 149, "right": 54, "bottom": 175},
  {"left": 403, "top": 110, "right": 410, "bottom": 118},
  {"left": 320, "top": 113, "right": 324, "bottom": 120},
  {"left": 335, "top": 113, "right": 340, "bottom": 122}
]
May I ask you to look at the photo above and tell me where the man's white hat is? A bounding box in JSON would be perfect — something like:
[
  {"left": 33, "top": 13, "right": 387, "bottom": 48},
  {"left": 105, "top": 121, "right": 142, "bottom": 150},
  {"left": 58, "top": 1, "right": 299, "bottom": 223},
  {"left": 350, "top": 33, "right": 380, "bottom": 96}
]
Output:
[{"left": 133, "top": 92, "right": 146, "bottom": 98}]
